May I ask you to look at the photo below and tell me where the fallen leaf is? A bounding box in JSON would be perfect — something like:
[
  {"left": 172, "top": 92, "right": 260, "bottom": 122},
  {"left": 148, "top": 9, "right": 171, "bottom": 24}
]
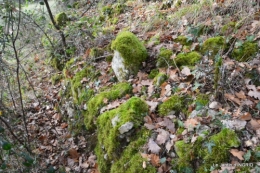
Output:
[
  {"left": 165, "top": 140, "right": 173, "bottom": 152},
  {"left": 69, "top": 148, "right": 79, "bottom": 160},
  {"left": 230, "top": 149, "right": 245, "bottom": 160},
  {"left": 209, "top": 101, "right": 221, "bottom": 109},
  {"left": 157, "top": 118, "right": 175, "bottom": 133},
  {"left": 156, "top": 129, "right": 170, "bottom": 145},
  {"left": 184, "top": 118, "right": 199, "bottom": 130},
  {"left": 144, "top": 123, "right": 155, "bottom": 130},
  {"left": 148, "top": 139, "right": 161, "bottom": 154},
  {"left": 150, "top": 154, "right": 160, "bottom": 167},
  {"left": 239, "top": 112, "right": 252, "bottom": 121},
  {"left": 248, "top": 119, "right": 260, "bottom": 130},
  {"left": 224, "top": 93, "right": 241, "bottom": 105},
  {"left": 235, "top": 91, "right": 246, "bottom": 99},
  {"left": 181, "top": 66, "right": 191, "bottom": 76},
  {"left": 247, "top": 85, "right": 260, "bottom": 100}
]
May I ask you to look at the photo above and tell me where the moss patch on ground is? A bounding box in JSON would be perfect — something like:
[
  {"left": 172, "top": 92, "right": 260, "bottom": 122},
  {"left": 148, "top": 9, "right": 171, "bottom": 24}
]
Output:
[
  {"left": 175, "top": 51, "right": 201, "bottom": 67},
  {"left": 174, "top": 128, "right": 240, "bottom": 172},
  {"left": 153, "top": 73, "right": 168, "bottom": 86},
  {"left": 156, "top": 48, "right": 173, "bottom": 68},
  {"left": 231, "top": 41, "right": 258, "bottom": 62},
  {"left": 84, "top": 82, "right": 132, "bottom": 130},
  {"left": 159, "top": 94, "right": 192, "bottom": 116},
  {"left": 111, "top": 31, "right": 148, "bottom": 74},
  {"left": 95, "top": 97, "right": 152, "bottom": 173},
  {"left": 201, "top": 36, "right": 226, "bottom": 57},
  {"left": 55, "top": 12, "right": 68, "bottom": 27}
]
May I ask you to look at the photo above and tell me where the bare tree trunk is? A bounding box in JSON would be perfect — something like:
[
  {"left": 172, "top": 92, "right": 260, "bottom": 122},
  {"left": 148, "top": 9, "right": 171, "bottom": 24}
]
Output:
[{"left": 43, "top": 0, "right": 67, "bottom": 49}]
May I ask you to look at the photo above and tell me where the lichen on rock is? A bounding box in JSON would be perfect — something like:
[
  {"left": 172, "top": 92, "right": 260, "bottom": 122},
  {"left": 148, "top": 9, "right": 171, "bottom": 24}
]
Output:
[{"left": 111, "top": 31, "right": 148, "bottom": 81}]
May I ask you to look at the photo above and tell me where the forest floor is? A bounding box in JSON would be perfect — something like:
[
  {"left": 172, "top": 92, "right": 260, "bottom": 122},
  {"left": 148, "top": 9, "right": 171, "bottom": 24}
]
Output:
[{"left": 21, "top": 0, "right": 260, "bottom": 172}]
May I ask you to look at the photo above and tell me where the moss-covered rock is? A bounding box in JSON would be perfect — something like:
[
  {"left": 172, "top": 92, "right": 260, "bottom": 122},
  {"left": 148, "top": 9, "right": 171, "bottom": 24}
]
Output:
[
  {"left": 55, "top": 12, "right": 68, "bottom": 27},
  {"left": 202, "top": 36, "right": 226, "bottom": 57},
  {"left": 95, "top": 97, "right": 152, "bottom": 173},
  {"left": 174, "top": 128, "right": 240, "bottom": 172},
  {"left": 111, "top": 31, "right": 148, "bottom": 81},
  {"left": 175, "top": 51, "right": 201, "bottom": 67},
  {"left": 231, "top": 41, "right": 258, "bottom": 62},
  {"left": 156, "top": 48, "right": 173, "bottom": 68},
  {"left": 154, "top": 73, "right": 168, "bottom": 86},
  {"left": 159, "top": 94, "right": 191, "bottom": 116},
  {"left": 84, "top": 82, "right": 132, "bottom": 130}
]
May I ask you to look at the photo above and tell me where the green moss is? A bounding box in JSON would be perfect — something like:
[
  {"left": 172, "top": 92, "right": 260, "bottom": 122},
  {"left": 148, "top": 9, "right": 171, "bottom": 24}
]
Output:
[
  {"left": 111, "top": 31, "right": 148, "bottom": 74},
  {"left": 55, "top": 12, "right": 68, "bottom": 27},
  {"left": 154, "top": 73, "right": 168, "bottom": 86},
  {"left": 214, "top": 55, "right": 223, "bottom": 89},
  {"left": 112, "top": 3, "right": 126, "bottom": 15},
  {"left": 51, "top": 74, "right": 63, "bottom": 85},
  {"left": 102, "top": 5, "right": 113, "bottom": 17},
  {"left": 89, "top": 47, "right": 104, "bottom": 58},
  {"left": 95, "top": 97, "right": 150, "bottom": 173},
  {"left": 175, "top": 51, "right": 201, "bottom": 67},
  {"left": 245, "top": 68, "right": 260, "bottom": 86},
  {"left": 202, "top": 36, "right": 226, "bottom": 57},
  {"left": 148, "top": 69, "right": 159, "bottom": 79},
  {"left": 174, "top": 35, "right": 192, "bottom": 46},
  {"left": 156, "top": 48, "right": 173, "bottom": 68},
  {"left": 221, "top": 22, "right": 236, "bottom": 35},
  {"left": 195, "top": 94, "right": 209, "bottom": 106},
  {"left": 198, "top": 128, "right": 240, "bottom": 172},
  {"left": 70, "top": 67, "right": 98, "bottom": 103},
  {"left": 49, "top": 55, "right": 64, "bottom": 71},
  {"left": 174, "top": 129, "right": 240, "bottom": 172},
  {"left": 159, "top": 94, "right": 191, "bottom": 116},
  {"left": 231, "top": 41, "right": 258, "bottom": 62},
  {"left": 84, "top": 82, "right": 132, "bottom": 130}
]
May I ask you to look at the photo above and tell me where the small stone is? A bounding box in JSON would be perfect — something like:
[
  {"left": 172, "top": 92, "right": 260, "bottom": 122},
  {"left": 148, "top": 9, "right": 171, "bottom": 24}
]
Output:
[{"left": 119, "top": 122, "right": 134, "bottom": 134}]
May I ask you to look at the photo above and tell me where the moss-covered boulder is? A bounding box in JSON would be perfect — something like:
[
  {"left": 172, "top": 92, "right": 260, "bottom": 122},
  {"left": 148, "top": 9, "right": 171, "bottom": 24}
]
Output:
[
  {"left": 156, "top": 48, "right": 173, "bottom": 68},
  {"left": 111, "top": 31, "right": 148, "bottom": 81},
  {"left": 84, "top": 82, "right": 132, "bottom": 130},
  {"left": 231, "top": 41, "right": 258, "bottom": 62},
  {"left": 159, "top": 94, "right": 191, "bottom": 116},
  {"left": 55, "top": 12, "right": 68, "bottom": 27},
  {"left": 95, "top": 97, "right": 155, "bottom": 173},
  {"left": 174, "top": 128, "right": 240, "bottom": 172},
  {"left": 201, "top": 36, "right": 226, "bottom": 57},
  {"left": 175, "top": 51, "right": 201, "bottom": 67}
]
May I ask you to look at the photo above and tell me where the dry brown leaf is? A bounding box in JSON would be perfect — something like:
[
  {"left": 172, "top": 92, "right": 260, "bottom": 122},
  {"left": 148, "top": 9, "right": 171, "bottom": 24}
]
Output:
[
  {"left": 235, "top": 91, "right": 246, "bottom": 99},
  {"left": 69, "top": 148, "right": 79, "bottom": 159},
  {"left": 239, "top": 112, "right": 252, "bottom": 121},
  {"left": 224, "top": 93, "right": 241, "bottom": 105},
  {"left": 156, "top": 129, "right": 170, "bottom": 145},
  {"left": 144, "top": 123, "right": 156, "bottom": 130},
  {"left": 141, "top": 79, "right": 153, "bottom": 86},
  {"left": 148, "top": 138, "right": 161, "bottom": 154},
  {"left": 230, "top": 149, "right": 245, "bottom": 160},
  {"left": 146, "top": 101, "right": 159, "bottom": 112},
  {"left": 247, "top": 85, "right": 260, "bottom": 100},
  {"left": 248, "top": 119, "right": 260, "bottom": 131},
  {"left": 157, "top": 118, "right": 175, "bottom": 133},
  {"left": 165, "top": 140, "right": 173, "bottom": 152},
  {"left": 150, "top": 154, "right": 160, "bottom": 167},
  {"left": 184, "top": 118, "right": 199, "bottom": 129}
]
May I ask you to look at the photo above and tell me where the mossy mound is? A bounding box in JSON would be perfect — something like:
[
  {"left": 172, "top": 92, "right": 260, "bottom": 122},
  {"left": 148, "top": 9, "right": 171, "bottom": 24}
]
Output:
[
  {"left": 55, "top": 12, "right": 68, "bottom": 27},
  {"left": 95, "top": 97, "right": 152, "bottom": 173},
  {"left": 51, "top": 74, "right": 63, "bottom": 85},
  {"left": 111, "top": 31, "right": 148, "bottom": 74},
  {"left": 220, "top": 21, "right": 236, "bottom": 35},
  {"left": 175, "top": 51, "right": 201, "bottom": 67},
  {"left": 174, "top": 128, "right": 240, "bottom": 172},
  {"left": 159, "top": 94, "right": 192, "bottom": 116},
  {"left": 156, "top": 48, "right": 173, "bottom": 68},
  {"left": 231, "top": 41, "right": 258, "bottom": 62},
  {"left": 202, "top": 36, "right": 226, "bottom": 57},
  {"left": 49, "top": 55, "right": 65, "bottom": 71},
  {"left": 84, "top": 82, "right": 132, "bottom": 130}
]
